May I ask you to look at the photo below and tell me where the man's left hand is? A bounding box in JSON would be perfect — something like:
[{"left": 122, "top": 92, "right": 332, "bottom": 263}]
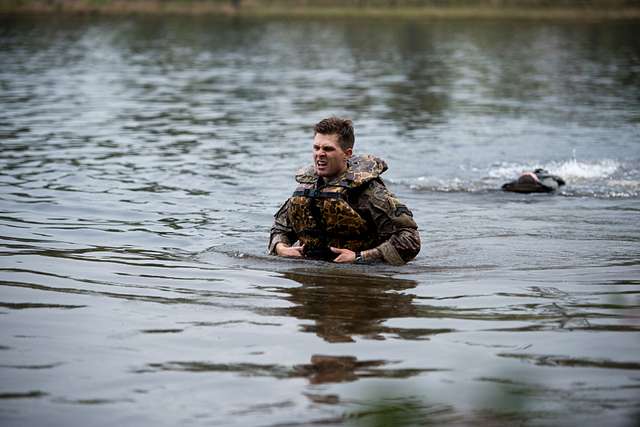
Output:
[{"left": 330, "top": 247, "right": 356, "bottom": 263}]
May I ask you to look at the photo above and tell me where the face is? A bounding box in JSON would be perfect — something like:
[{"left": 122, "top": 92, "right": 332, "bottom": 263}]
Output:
[{"left": 313, "top": 133, "right": 352, "bottom": 179}]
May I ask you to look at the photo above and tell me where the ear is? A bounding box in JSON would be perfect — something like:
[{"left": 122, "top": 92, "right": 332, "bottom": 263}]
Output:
[{"left": 344, "top": 147, "right": 353, "bottom": 158}]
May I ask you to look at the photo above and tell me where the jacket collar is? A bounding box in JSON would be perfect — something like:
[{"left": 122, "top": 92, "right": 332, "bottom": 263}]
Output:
[{"left": 295, "top": 154, "right": 388, "bottom": 188}]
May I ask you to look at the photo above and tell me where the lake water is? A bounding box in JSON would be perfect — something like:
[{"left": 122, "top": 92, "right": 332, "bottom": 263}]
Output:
[{"left": 1, "top": 14, "right": 639, "bottom": 426}]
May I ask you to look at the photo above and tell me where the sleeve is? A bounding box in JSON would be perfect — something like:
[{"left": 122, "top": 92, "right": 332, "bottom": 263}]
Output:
[
  {"left": 268, "top": 199, "right": 298, "bottom": 254},
  {"left": 360, "top": 180, "right": 421, "bottom": 265}
]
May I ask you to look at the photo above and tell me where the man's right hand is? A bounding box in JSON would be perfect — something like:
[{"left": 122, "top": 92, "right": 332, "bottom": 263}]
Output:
[{"left": 275, "top": 243, "right": 304, "bottom": 258}]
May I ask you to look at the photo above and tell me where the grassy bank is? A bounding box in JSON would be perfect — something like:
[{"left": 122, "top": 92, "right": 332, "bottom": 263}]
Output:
[{"left": 1, "top": 0, "right": 640, "bottom": 19}]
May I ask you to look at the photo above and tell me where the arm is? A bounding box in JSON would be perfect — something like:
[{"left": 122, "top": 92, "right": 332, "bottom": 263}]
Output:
[
  {"left": 359, "top": 180, "right": 421, "bottom": 265},
  {"left": 268, "top": 199, "right": 304, "bottom": 257},
  {"left": 331, "top": 180, "right": 420, "bottom": 265}
]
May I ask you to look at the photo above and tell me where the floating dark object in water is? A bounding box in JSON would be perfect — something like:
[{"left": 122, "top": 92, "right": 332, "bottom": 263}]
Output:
[{"left": 502, "top": 168, "right": 566, "bottom": 193}]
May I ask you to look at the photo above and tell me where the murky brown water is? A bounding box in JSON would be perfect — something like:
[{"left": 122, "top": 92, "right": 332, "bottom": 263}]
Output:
[{"left": 1, "top": 14, "right": 639, "bottom": 426}]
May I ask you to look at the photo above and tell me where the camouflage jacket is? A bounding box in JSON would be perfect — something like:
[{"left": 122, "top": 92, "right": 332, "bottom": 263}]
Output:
[{"left": 269, "top": 155, "right": 421, "bottom": 265}]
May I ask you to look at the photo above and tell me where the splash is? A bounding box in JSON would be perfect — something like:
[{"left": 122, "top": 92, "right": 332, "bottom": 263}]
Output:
[
  {"left": 488, "top": 158, "right": 619, "bottom": 181},
  {"left": 398, "top": 157, "right": 639, "bottom": 198},
  {"left": 549, "top": 158, "right": 619, "bottom": 180}
]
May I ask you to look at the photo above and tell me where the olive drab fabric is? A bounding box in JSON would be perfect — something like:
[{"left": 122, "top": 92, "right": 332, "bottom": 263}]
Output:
[{"left": 288, "top": 155, "right": 386, "bottom": 257}]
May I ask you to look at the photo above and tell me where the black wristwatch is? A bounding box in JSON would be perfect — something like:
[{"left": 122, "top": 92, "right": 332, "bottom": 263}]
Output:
[{"left": 354, "top": 251, "right": 365, "bottom": 264}]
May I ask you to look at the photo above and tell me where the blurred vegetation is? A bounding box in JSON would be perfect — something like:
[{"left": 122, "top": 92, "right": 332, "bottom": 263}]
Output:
[
  {"left": 341, "top": 379, "right": 535, "bottom": 427},
  {"left": 1, "top": 0, "right": 639, "bottom": 18}
]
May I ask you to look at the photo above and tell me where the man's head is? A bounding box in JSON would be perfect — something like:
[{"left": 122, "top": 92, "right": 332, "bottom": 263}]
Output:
[
  {"left": 312, "top": 117, "right": 354, "bottom": 179},
  {"left": 314, "top": 117, "right": 355, "bottom": 151}
]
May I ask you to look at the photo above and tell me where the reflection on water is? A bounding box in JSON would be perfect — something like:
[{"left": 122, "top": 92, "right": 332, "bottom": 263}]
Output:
[
  {"left": 136, "top": 354, "right": 430, "bottom": 385},
  {"left": 0, "top": 14, "right": 639, "bottom": 427},
  {"left": 269, "top": 270, "right": 419, "bottom": 342}
]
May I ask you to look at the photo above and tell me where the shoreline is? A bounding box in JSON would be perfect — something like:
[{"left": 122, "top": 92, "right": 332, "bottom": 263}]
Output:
[{"left": 2, "top": 1, "right": 640, "bottom": 20}]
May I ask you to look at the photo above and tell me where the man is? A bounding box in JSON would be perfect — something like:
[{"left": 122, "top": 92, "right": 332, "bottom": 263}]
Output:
[
  {"left": 268, "top": 117, "right": 420, "bottom": 265},
  {"left": 502, "top": 168, "right": 566, "bottom": 193}
]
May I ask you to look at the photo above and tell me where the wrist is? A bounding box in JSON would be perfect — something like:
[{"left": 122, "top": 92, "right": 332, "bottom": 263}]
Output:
[
  {"left": 275, "top": 242, "right": 289, "bottom": 254},
  {"left": 358, "top": 248, "right": 382, "bottom": 263},
  {"left": 354, "top": 251, "right": 364, "bottom": 264}
]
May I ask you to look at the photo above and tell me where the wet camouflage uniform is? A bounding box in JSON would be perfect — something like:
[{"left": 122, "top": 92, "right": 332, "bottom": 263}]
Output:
[{"left": 269, "top": 155, "right": 420, "bottom": 265}]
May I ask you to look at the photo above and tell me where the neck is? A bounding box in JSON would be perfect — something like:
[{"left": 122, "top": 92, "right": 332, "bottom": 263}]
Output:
[{"left": 321, "top": 166, "right": 348, "bottom": 182}]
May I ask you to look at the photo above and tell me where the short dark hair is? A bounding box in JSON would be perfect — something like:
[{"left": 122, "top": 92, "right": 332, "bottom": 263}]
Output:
[{"left": 314, "top": 117, "right": 355, "bottom": 151}]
